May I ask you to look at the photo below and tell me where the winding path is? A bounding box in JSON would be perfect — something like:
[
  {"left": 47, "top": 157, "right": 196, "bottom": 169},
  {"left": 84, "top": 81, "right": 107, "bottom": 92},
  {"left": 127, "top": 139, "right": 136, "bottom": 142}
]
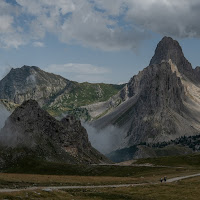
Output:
[{"left": 0, "top": 173, "right": 200, "bottom": 193}]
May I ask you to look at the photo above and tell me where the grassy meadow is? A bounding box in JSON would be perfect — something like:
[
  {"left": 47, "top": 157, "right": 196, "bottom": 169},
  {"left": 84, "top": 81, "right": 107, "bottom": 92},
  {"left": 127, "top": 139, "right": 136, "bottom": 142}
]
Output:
[{"left": 0, "top": 153, "right": 199, "bottom": 199}]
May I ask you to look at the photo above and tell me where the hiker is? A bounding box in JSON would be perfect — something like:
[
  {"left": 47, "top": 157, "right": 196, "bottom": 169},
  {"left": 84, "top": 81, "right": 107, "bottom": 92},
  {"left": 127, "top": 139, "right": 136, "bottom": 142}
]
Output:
[
  {"left": 164, "top": 176, "right": 167, "bottom": 182},
  {"left": 160, "top": 178, "right": 163, "bottom": 183}
]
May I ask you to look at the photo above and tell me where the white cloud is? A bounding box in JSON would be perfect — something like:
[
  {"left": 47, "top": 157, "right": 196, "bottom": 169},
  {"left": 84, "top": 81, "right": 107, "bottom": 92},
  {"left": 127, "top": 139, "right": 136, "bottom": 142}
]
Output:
[
  {"left": 0, "top": 0, "right": 149, "bottom": 50},
  {"left": 0, "top": 15, "right": 13, "bottom": 33},
  {"left": 46, "top": 63, "right": 110, "bottom": 74},
  {"left": 59, "top": 0, "right": 148, "bottom": 51},
  {"left": 125, "top": 0, "right": 200, "bottom": 38},
  {"left": 94, "top": 0, "right": 127, "bottom": 16},
  {"left": 2, "top": 0, "right": 200, "bottom": 49},
  {"left": 0, "top": 33, "right": 26, "bottom": 49},
  {"left": 45, "top": 63, "right": 110, "bottom": 82},
  {"left": 33, "top": 41, "right": 45, "bottom": 47}
]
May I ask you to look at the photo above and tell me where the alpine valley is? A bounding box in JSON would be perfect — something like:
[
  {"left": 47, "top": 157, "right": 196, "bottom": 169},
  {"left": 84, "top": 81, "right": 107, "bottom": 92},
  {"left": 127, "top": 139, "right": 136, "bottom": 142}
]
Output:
[{"left": 1, "top": 37, "right": 200, "bottom": 163}]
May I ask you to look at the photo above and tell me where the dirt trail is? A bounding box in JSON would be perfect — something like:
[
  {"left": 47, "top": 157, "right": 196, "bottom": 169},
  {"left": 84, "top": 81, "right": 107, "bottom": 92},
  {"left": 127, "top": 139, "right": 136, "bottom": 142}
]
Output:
[
  {"left": 166, "top": 173, "right": 200, "bottom": 182},
  {"left": 0, "top": 173, "right": 200, "bottom": 193}
]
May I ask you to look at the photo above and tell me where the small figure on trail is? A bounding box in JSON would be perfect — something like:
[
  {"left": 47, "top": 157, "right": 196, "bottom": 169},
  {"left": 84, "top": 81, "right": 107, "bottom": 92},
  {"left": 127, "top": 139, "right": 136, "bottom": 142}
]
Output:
[
  {"left": 164, "top": 176, "right": 167, "bottom": 182},
  {"left": 160, "top": 178, "right": 163, "bottom": 183}
]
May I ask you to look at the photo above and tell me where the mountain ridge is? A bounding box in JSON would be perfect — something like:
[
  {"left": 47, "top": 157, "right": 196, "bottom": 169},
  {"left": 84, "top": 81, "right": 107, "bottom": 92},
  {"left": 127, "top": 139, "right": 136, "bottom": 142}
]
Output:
[
  {"left": 91, "top": 37, "right": 200, "bottom": 154},
  {"left": 1, "top": 37, "right": 200, "bottom": 161},
  {"left": 0, "top": 65, "right": 124, "bottom": 117}
]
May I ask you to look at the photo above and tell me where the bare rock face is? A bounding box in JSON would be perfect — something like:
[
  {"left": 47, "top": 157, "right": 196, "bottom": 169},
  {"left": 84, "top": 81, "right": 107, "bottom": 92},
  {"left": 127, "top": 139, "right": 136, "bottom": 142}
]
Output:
[
  {"left": 194, "top": 66, "right": 200, "bottom": 80},
  {"left": 93, "top": 37, "right": 200, "bottom": 150},
  {"left": 150, "top": 36, "right": 195, "bottom": 82},
  {"left": 124, "top": 62, "right": 186, "bottom": 143},
  {"left": 150, "top": 37, "right": 185, "bottom": 65},
  {"left": 0, "top": 100, "right": 108, "bottom": 165}
]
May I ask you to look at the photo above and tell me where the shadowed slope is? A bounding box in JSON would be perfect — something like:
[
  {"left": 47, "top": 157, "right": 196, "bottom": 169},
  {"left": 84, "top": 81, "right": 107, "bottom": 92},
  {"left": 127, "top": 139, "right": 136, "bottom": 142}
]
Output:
[{"left": 0, "top": 100, "right": 109, "bottom": 168}]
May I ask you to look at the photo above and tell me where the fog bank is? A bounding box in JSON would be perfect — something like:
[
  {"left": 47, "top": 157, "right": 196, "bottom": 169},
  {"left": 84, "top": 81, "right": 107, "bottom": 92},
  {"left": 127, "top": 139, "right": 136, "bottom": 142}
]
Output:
[
  {"left": 83, "top": 123, "right": 125, "bottom": 154},
  {"left": 0, "top": 104, "right": 10, "bottom": 129}
]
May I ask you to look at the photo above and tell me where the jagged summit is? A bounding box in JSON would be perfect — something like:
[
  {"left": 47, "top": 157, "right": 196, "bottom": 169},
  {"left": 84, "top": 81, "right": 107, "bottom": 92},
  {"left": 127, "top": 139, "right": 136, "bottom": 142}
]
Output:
[
  {"left": 20, "top": 99, "right": 40, "bottom": 108},
  {"left": 7, "top": 99, "right": 55, "bottom": 125},
  {"left": 150, "top": 36, "right": 184, "bottom": 66},
  {"left": 0, "top": 100, "right": 109, "bottom": 165},
  {"left": 9, "top": 65, "right": 42, "bottom": 75},
  {"left": 150, "top": 36, "right": 195, "bottom": 81},
  {"left": 19, "top": 65, "right": 40, "bottom": 70}
]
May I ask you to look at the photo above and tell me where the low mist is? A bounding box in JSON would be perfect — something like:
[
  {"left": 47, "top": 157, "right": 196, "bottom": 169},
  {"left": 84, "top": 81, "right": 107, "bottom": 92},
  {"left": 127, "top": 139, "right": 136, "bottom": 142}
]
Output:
[
  {"left": 0, "top": 104, "right": 10, "bottom": 129},
  {"left": 83, "top": 123, "right": 125, "bottom": 154}
]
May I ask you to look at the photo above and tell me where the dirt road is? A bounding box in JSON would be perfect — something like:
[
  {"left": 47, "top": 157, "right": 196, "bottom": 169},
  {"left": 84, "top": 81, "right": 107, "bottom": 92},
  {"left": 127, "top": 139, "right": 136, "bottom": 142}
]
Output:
[{"left": 0, "top": 173, "right": 200, "bottom": 193}]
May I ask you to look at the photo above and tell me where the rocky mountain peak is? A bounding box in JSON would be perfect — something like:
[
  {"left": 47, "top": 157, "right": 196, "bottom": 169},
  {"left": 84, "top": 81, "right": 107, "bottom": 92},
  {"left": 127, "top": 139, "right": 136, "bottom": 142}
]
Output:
[
  {"left": 2, "top": 99, "right": 61, "bottom": 146},
  {"left": 93, "top": 36, "right": 200, "bottom": 153},
  {"left": 21, "top": 65, "right": 38, "bottom": 70},
  {"left": 9, "top": 65, "right": 40, "bottom": 76},
  {"left": 150, "top": 36, "right": 195, "bottom": 81},
  {"left": 0, "top": 65, "right": 69, "bottom": 105},
  {"left": 8, "top": 99, "right": 53, "bottom": 123},
  {"left": 0, "top": 100, "right": 108, "bottom": 164},
  {"left": 150, "top": 36, "right": 184, "bottom": 66},
  {"left": 19, "top": 99, "right": 39, "bottom": 108}
]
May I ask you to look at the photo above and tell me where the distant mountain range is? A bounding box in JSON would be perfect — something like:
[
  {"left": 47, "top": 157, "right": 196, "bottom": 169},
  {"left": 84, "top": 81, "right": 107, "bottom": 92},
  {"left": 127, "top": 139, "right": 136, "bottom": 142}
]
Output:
[
  {"left": 1, "top": 36, "right": 200, "bottom": 162},
  {"left": 0, "top": 66, "right": 124, "bottom": 118}
]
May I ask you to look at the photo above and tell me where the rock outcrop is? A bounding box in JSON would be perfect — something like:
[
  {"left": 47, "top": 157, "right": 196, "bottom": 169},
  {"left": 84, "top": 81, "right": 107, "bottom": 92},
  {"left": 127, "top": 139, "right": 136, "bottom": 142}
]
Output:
[
  {"left": 0, "top": 100, "right": 109, "bottom": 166},
  {"left": 150, "top": 37, "right": 194, "bottom": 76}
]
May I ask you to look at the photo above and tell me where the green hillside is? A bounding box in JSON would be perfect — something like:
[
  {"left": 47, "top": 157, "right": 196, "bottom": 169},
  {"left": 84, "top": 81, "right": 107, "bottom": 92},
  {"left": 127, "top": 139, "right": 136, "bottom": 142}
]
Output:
[{"left": 45, "top": 82, "right": 124, "bottom": 117}]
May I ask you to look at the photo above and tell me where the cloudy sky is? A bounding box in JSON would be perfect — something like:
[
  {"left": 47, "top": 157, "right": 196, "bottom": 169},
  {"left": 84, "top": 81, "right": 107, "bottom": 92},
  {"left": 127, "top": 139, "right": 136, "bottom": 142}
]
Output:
[{"left": 0, "top": 0, "right": 200, "bottom": 83}]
